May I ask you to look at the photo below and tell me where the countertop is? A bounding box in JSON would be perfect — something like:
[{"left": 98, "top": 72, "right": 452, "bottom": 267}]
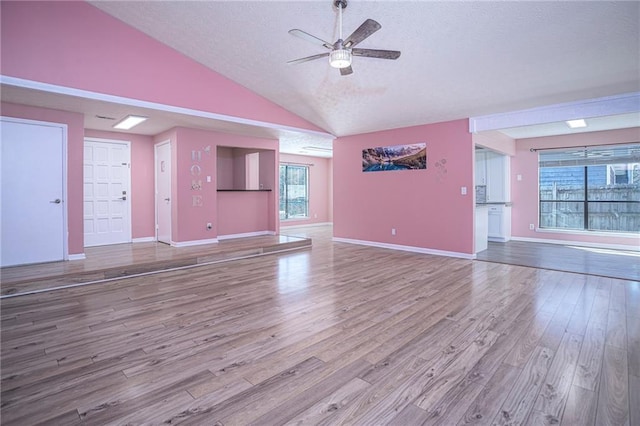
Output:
[{"left": 476, "top": 202, "right": 513, "bottom": 206}]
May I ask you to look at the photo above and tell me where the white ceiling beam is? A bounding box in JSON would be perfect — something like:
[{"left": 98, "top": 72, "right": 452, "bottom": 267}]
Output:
[{"left": 469, "top": 92, "right": 640, "bottom": 133}]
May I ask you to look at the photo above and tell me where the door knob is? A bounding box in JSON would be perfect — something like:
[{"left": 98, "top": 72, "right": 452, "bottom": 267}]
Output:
[
  {"left": 50, "top": 199, "right": 61, "bottom": 204},
  {"left": 164, "top": 198, "right": 170, "bottom": 202},
  {"left": 118, "top": 196, "right": 127, "bottom": 201}
]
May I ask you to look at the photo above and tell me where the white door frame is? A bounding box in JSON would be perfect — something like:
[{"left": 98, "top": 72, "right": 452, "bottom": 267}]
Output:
[
  {"left": 83, "top": 137, "right": 132, "bottom": 246},
  {"left": 1, "top": 115, "right": 68, "bottom": 261},
  {"left": 154, "top": 140, "right": 172, "bottom": 244}
]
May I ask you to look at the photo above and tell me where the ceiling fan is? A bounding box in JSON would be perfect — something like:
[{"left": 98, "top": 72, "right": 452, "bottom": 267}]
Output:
[{"left": 287, "top": 0, "right": 401, "bottom": 76}]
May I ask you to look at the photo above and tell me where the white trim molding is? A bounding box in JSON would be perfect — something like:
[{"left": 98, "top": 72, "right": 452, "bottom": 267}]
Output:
[
  {"left": 469, "top": 92, "right": 640, "bottom": 133},
  {"left": 0, "top": 75, "right": 335, "bottom": 140},
  {"left": 172, "top": 238, "right": 219, "bottom": 248},
  {"left": 132, "top": 237, "right": 156, "bottom": 243},
  {"left": 280, "top": 222, "right": 333, "bottom": 229},
  {"left": 217, "top": 231, "right": 275, "bottom": 241},
  {"left": 332, "top": 237, "right": 475, "bottom": 260},
  {"left": 68, "top": 253, "right": 86, "bottom": 261},
  {"left": 511, "top": 236, "right": 640, "bottom": 252}
]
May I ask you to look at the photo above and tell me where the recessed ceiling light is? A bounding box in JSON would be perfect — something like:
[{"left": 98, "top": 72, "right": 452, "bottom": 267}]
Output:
[
  {"left": 113, "top": 115, "right": 148, "bottom": 130},
  {"left": 566, "top": 119, "right": 587, "bottom": 129}
]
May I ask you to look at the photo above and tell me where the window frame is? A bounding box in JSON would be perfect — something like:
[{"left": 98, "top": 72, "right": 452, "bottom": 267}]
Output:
[
  {"left": 537, "top": 144, "right": 640, "bottom": 234},
  {"left": 279, "top": 164, "right": 310, "bottom": 221}
]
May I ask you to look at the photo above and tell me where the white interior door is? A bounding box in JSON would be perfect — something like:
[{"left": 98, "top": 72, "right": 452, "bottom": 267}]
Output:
[
  {"left": 155, "top": 141, "right": 172, "bottom": 244},
  {"left": 83, "top": 138, "right": 131, "bottom": 247},
  {"left": 1, "top": 117, "right": 66, "bottom": 267}
]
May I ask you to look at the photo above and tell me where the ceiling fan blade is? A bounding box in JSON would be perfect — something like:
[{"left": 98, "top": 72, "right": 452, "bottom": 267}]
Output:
[
  {"left": 352, "top": 48, "right": 401, "bottom": 60},
  {"left": 340, "top": 66, "right": 353, "bottom": 76},
  {"left": 287, "top": 52, "right": 330, "bottom": 65},
  {"left": 288, "top": 29, "right": 333, "bottom": 50},
  {"left": 343, "top": 19, "right": 381, "bottom": 48}
]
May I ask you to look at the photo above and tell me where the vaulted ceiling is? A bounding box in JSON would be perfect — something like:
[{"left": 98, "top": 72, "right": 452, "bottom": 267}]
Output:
[
  {"left": 89, "top": 1, "right": 639, "bottom": 136},
  {"left": 3, "top": 1, "right": 639, "bottom": 156}
]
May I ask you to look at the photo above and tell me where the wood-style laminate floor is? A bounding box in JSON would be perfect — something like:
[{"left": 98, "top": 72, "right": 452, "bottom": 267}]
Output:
[
  {"left": 476, "top": 240, "right": 640, "bottom": 282},
  {"left": 0, "top": 234, "right": 310, "bottom": 297},
  {"left": 1, "top": 225, "right": 638, "bottom": 425}
]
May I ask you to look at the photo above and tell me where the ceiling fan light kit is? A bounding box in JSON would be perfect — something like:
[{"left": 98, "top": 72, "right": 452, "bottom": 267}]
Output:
[
  {"left": 330, "top": 49, "right": 352, "bottom": 68},
  {"left": 287, "top": 0, "right": 400, "bottom": 76}
]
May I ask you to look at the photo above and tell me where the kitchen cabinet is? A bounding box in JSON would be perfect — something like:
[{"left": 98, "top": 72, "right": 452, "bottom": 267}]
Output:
[
  {"left": 475, "top": 151, "right": 487, "bottom": 185},
  {"left": 486, "top": 153, "right": 507, "bottom": 202},
  {"left": 475, "top": 205, "right": 489, "bottom": 253},
  {"left": 488, "top": 204, "right": 512, "bottom": 242},
  {"left": 476, "top": 150, "right": 510, "bottom": 202}
]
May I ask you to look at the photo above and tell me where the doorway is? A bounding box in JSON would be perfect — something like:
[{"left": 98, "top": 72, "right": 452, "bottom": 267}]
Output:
[
  {"left": 155, "top": 141, "right": 172, "bottom": 244},
  {"left": 1, "top": 117, "right": 67, "bottom": 267},
  {"left": 83, "top": 138, "right": 132, "bottom": 247}
]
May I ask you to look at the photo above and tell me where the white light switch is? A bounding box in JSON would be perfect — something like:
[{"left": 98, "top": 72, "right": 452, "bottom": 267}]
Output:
[
  {"left": 206, "top": 176, "right": 211, "bottom": 182},
  {"left": 517, "top": 174, "right": 522, "bottom": 181},
  {"left": 461, "top": 186, "right": 467, "bottom": 195}
]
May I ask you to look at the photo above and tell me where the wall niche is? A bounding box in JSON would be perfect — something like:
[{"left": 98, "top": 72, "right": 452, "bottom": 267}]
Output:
[{"left": 216, "top": 146, "right": 275, "bottom": 191}]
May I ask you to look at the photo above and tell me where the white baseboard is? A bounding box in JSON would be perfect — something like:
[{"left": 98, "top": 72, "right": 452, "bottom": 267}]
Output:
[
  {"left": 217, "top": 230, "right": 275, "bottom": 241},
  {"left": 172, "top": 238, "right": 219, "bottom": 247},
  {"left": 132, "top": 237, "right": 156, "bottom": 243},
  {"left": 68, "top": 253, "right": 86, "bottom": 261},
  {"left": 281, "top": 222, "right": 333, "bottom": 229},
  {"left": 332, "top": 237, "right": 475, "bottom": 260},
  {"left": 488, "top": 236, "right": 510, "bottom": 243},
  {"left": 510, "top": 236, "right": 640, "bottom": 252}
]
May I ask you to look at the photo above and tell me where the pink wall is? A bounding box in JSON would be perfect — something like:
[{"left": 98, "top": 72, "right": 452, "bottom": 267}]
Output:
[
  {"left": 173, "top": 128, "right": 218, "bottom": 242},
  {"left": 1, "top": 1, "right": 323, "bottom": 133},
  {"left": 1, "top": 102, "right": 85, "bottom": 255},
  {"left": 259, "top": 150, "right": 277, "bottom": 229},
  {"left": 232, "top": 149, "right": 250, "bottom": 189},
  {"left": 163, "top": 128, "right": 278, "bottom": 242},
  {"left": 216, "top": 147, "right": 235, "bottom": 189},
  {"left": 217, "top": 192, "right": 270, "bottom": 236},
  {"left": 473, "top": 131, "right": 516, "bottom": 156},
  {"left": 333, "top": 119, "right": 474, "bottom": 254},
  {"left": 84, "top": 130, "right": 155, "bottom": 240},
  {"left": 512, "top": 127, "right": 640, "bottom": 247},
  {"left": 280, "top": 153, "right": 334, "bottom": 226}
]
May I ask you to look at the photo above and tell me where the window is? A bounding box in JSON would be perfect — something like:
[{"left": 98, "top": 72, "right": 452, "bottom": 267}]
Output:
[
  {"left": 538, "top": 144, "right": 640, "bottom": 233},
  {"left": 279, "top": 164, "right": 309, "bottom": 220}
]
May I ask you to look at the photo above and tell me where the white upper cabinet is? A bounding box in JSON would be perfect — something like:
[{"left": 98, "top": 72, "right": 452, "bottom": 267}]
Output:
[
  {"left": 475, "top": 151, "right": 487, "bottom": 185},
  {"left": 476, "top": 150, "right": 510, "bottom": 202}
]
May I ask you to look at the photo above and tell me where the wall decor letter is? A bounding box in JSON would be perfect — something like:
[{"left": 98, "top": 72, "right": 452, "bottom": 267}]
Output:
[{"left": 190, "top": 164, "right": 202, "bottom": 176}]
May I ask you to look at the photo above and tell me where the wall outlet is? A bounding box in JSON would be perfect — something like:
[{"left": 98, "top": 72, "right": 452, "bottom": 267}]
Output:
[
  {"left": 206, "top": 222, "right": 212, "bottom": 230},
  {"left": 461, "top": 186, "right": 467, "bottom": 195},
  {"left": 391, "top": 228, "right": 396, "bottom": 236},
  {"left": 529, "top": 224, "right": 535, "bottom": 230}
]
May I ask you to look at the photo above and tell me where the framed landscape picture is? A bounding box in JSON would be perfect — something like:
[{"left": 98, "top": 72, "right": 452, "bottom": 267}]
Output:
[{"left": 362, "top": 143, "right": 427, "bottom": 172}]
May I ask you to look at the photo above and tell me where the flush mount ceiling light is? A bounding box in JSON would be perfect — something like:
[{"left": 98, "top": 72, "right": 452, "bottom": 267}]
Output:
[
  {"left": 566, "top": 119, "right": 587, "bottom": 129},
  {"left": 113, "top": 115, "right": 148, "bottom": 130}
]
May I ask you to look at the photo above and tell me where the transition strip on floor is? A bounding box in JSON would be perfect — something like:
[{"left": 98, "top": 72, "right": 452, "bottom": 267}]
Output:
[{"left": 1, "top": 238, "right": 311, "bottom": 298}]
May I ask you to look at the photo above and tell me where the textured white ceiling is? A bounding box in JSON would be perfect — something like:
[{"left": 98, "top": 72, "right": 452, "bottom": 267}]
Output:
[{"left": 89, "top": 0, "right": 640, "bottom": 138}]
